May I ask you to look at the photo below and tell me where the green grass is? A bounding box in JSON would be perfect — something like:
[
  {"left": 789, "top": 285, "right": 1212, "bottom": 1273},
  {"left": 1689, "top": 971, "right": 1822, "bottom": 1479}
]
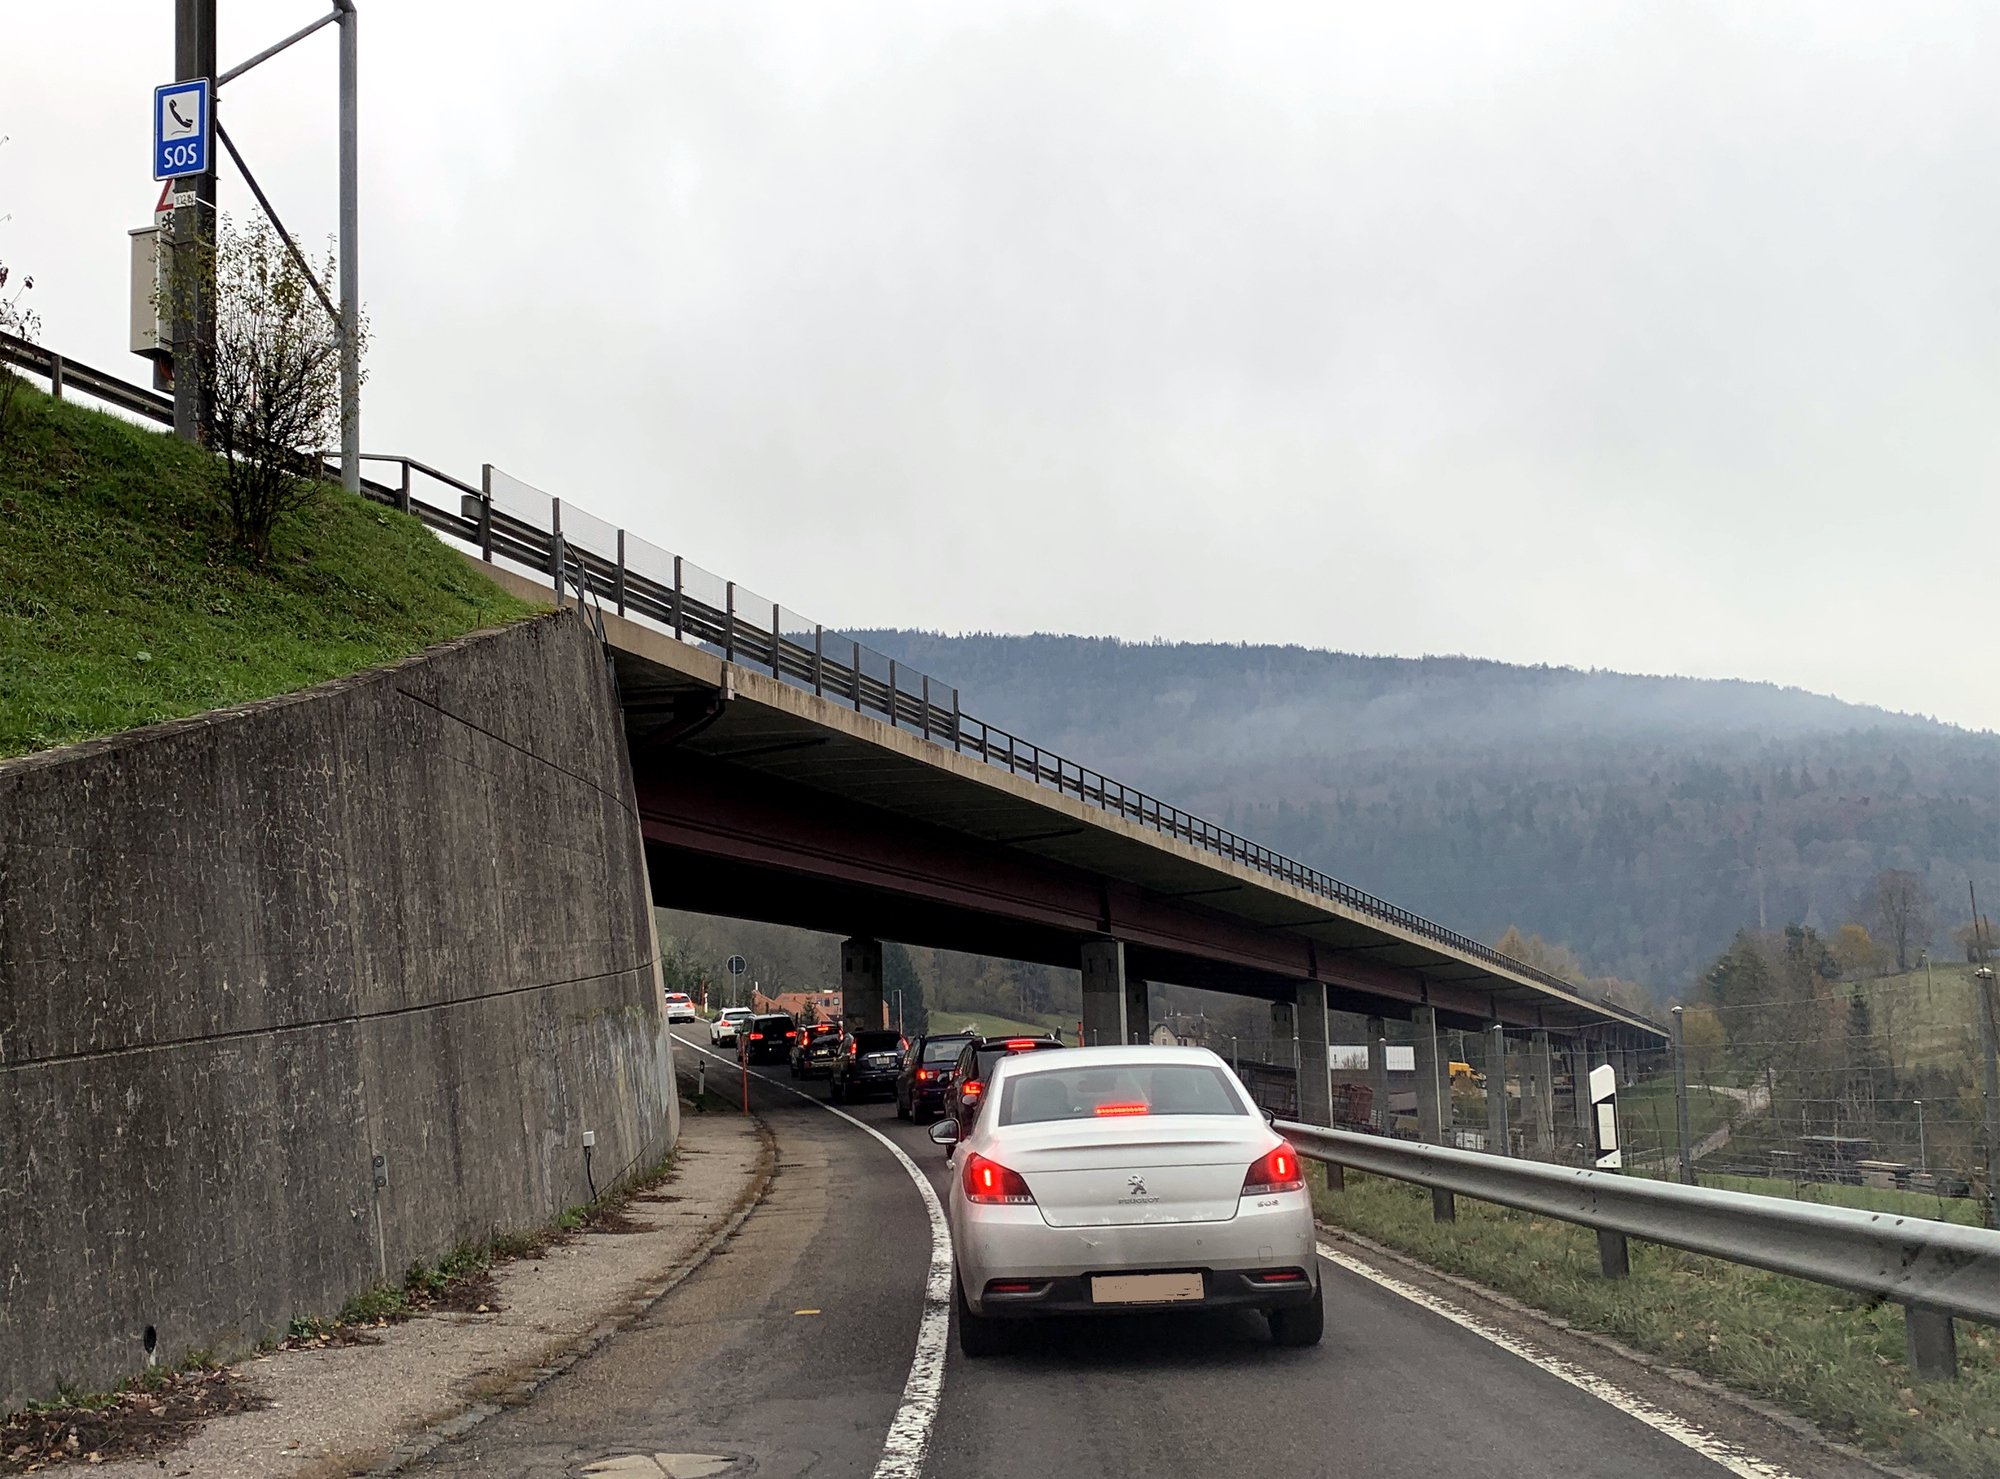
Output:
[
  {"left": 1636, "top": 1167, "right": 1986, "bottom": 1227},
  {"left": 0, "top": 380, "right": 536, "bottom": 758},
  {"left": 925, "top": 1009, "right": 1071, "bottom": 1040},
  {"left": 1317, "top": 1172, "right": 2000, "bottom": 1478}
]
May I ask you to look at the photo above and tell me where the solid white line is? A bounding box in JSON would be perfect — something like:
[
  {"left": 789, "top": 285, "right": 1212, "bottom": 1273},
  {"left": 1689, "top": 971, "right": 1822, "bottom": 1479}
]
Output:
[
  {"left": 675, "top": 1035, "right": 952, "bottom": 1479},
  {"left": 1315, "top": 1242, "right": 1802, "bottom": 1479}
]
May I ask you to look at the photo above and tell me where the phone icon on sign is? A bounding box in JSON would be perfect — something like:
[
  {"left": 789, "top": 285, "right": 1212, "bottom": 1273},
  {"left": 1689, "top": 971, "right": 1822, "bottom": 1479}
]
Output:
[{"left": 161, "top": 90, "right": 199, "bottom": 140}]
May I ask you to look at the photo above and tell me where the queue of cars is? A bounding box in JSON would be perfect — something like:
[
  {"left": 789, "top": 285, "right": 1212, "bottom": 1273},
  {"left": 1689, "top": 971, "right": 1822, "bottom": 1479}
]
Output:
[{"left": 698, "top": 1001, "right": 1319, "bottom": 1359}]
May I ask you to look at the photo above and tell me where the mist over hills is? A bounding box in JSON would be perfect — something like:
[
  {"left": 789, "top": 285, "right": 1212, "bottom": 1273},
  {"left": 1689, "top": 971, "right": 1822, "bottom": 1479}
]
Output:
[{"left": 850, "top": 632, "right": 2000, "bottom": 997}]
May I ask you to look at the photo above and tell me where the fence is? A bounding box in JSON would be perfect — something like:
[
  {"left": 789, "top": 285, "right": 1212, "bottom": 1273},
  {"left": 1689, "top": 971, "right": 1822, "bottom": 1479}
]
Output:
[{"left": 0, "top": 330, "right": 1651, "bottom": 1031}]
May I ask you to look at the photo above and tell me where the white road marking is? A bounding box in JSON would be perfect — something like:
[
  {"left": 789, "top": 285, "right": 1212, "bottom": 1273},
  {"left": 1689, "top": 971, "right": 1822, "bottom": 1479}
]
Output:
[
  {"left": 1316, "top": 1242, "right": 1802, "bottom": 1479},
  {"left": 675, "top": 1036, "right": 952, "bottom": 1479}
]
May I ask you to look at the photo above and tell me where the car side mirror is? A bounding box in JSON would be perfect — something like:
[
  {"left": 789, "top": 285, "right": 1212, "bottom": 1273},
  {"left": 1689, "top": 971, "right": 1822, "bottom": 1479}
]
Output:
[
  {"left": 928, "top": 1120, "right": 960, "bottom": 1146},
  {"left": 1262, "top": 1108, "right": 1277, "bottom": 1128}
]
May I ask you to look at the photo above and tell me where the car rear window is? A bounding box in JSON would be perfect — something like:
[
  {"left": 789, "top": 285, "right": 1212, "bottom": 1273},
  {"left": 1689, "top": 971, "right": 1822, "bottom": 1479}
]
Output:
[
  {"left": 996, "top": 1063, "right": 1251, "bottom": 1125},
  {"left": 753, "top": 1016, "right": 793, "bottom": 1032},
  {"left": 970, "top": 1040, "right": 1062, "bottom": 1082},
  {"left": 922, "top": 1038, "right": 970, "bottom": 1064},
  {"left": 853, "top": 1031, "right": 903, "bottom": 1052}
]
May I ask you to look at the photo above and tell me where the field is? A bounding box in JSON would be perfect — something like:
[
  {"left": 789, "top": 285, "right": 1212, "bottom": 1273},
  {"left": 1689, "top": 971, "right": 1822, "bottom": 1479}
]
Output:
[{"left": 0, "top": 381, "right": 534, "bottom": 758}]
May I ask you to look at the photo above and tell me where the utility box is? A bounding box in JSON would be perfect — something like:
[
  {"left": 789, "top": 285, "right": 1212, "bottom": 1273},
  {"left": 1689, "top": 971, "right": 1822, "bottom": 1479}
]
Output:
[{"left": 129, "top": 222, "right": 171, "bottom": 360}]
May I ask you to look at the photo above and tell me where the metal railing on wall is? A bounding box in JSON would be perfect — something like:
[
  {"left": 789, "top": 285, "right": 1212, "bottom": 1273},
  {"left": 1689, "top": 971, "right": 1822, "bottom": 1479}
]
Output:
[{"left": 0, "top": 331, "right": 1645, "bottom": 1026}]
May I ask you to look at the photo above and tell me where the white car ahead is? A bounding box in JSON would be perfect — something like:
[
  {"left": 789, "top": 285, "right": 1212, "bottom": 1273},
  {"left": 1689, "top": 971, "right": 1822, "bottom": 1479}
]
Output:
[
  {"left": 929, "top": 1044, "right": 1320, "bottom": 1357},
  {"left": 663, "top": 992, "right": 699, "bottom": 1024},
  {"left": 710, "top": 1007, "right": 754, "bottom": 1046}
]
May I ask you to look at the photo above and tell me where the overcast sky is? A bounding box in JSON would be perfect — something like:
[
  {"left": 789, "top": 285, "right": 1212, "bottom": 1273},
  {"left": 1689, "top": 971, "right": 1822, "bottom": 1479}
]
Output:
[{"left": 9, "top": 2, "right": 1999, "bottom": 729}]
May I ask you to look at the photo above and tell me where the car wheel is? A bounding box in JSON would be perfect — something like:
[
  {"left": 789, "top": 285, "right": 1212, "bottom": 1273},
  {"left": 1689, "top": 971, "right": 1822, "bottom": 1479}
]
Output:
[
  {"left": 829, "top": 1078, "right": 845, "bottom": 1104},
  {"left": 1267, "top": 1283, "right": 1324, "bottom": 1348},
  {"left": 955, "top": 1276, "right": 1007, "bottom": 1358},
  {"left": 896, "top": 1092, "right": 911, "bottom": 1121}
]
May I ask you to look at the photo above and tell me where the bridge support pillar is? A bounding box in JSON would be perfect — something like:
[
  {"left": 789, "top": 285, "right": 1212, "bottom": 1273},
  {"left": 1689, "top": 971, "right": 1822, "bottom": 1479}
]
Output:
[
  {"left": 1485, "top": 1024, "right": 1510, "bottom": 1156},
  {"left": 841, "top": 937, "right": 884, "bottom": 1032},
  {"left": 1367, "top": 1017, "right": 1390, "bottom": 1133},
  {"left": 1413, "top": 1005, "right": 1455, "bottom": 1221},
  {"left": 1080, "top": 939, "right": 1129, "bottom": 1046},
  {"left": 1530, "top": 1030, "right": 1556, "bottom": 1159},
  {"left": 1296, "top": 982, "right": 1332, "bottom": 1127},
  {"left": 1125, "top": 974, "right": 1150, "bottom": 1045}
]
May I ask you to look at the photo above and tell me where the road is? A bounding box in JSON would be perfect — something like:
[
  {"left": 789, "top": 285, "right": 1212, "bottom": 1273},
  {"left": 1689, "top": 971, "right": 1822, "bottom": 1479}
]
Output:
[{"left": 410, "top": 1038, "right": 1875, "bottom": 1479}]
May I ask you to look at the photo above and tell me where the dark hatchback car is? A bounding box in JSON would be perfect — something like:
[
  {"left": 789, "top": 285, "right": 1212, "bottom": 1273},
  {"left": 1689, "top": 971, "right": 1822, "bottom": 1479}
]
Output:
[
  {"left": 737, "top": 1013, "right": 798, "bottom": 1066},
  {"left": 790, "top": 1020, "right": 843, "bottom": 1078},
  {"left": 829, "top": 1029, "right": 908, "bottom": 1104},
  {"left": 942, "top": 1035, "right": 1068, "bottom": 1145},
  {"left": 895, "top": 1032, "right": 975, "bottom": 1122}
]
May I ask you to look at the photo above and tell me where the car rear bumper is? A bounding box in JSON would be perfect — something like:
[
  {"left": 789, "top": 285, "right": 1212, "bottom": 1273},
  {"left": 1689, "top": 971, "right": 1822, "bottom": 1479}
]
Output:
[
  {"left": 841, "top": 1070, "right": 900, "bottom": 1095},
  {"left": 955, "top": 1195, "right": 1317, "bottom": 1317},
  {"left": 971, "top": 1267, "right": 1318, "bottom": 1318}
]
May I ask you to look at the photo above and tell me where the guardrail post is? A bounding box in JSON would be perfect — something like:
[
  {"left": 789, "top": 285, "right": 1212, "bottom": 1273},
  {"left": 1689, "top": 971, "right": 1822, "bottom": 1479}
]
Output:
[
  {"left": 49, "top": 353, "right": 64, "bottom": 400},
  {"left": 921, "top": 675, "right": 931, "bottom": 741},
  {"left": 1487, "top": 1025, "right": 1510, "bottom": 1156},
  {"left": 671, "top": 556, "right": 684, "bottom": 639},
  {"left": 951, "top": 688, "right": 961, "bottom": 750},
  {"left": 1671, "top": 1006, "right": 1695, "bottom": 1185},
  {"left": 1413, "top": 1005, "right": 1455, "bottom": 1221},
  {"left": 1904, "top": 1305, "right": 1958, "bottom": 1380},
  {"left": 549, "top": 498, "right": 564, "bottom": 581},
  {"left": 812, "top": 625, "right": 824, "bottom": 696},
  {"left": 478, "top": 464, "right": 495, "bottom": 561},
  {"left": 887, "top": 659, "right": 898, "bottom": 725},
  {"left": 852, "top": 640, "right": 863, "bottom": 711},
  {"left": 614, "top": 529, "right": 627, "bottom": 616},
  {"left": 724, "top": 582, "right": 736, "bottom": 662},
  {"left": 771, "top": 601, "right": 782, "bottom": 678},
  {"left": 1596, "top": 1228, "right": 1630, "bottom": 1279},
  {"left": 397, "top": 460, "right": 411, "bottom": 515}
]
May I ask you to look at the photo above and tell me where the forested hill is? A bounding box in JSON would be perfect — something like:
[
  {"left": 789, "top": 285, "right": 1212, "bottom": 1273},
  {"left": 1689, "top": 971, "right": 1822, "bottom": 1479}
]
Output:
[{"left": 849, "top": 632, "right": 2000, "bottom": 997}]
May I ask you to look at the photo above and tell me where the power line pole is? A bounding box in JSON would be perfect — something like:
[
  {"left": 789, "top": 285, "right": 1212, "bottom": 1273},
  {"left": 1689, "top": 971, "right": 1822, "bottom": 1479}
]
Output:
[
  {"left": 336, "top": 0, "right": 360, "bottom": 491},
  {"left": 171, "top": 0, "right": 217, "bottom": 446},
  {"left": 1671, "top": 1005, "right": 1695, "bottom": 1185},
  {"left": 1975, "top": 883, "right": 1999, "bottom": 1230}
]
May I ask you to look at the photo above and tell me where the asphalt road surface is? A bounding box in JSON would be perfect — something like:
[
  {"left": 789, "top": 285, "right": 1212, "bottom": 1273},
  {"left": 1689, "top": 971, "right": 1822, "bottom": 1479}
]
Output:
[{"left": 411, "top": 1040, "right": 1878, "bottom": 1479}]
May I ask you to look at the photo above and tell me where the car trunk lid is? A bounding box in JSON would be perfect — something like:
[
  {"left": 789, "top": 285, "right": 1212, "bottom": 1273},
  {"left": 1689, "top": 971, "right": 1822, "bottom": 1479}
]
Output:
[{"left": 1001, "top": 1122, "right": 1263, "bottom": 1227}]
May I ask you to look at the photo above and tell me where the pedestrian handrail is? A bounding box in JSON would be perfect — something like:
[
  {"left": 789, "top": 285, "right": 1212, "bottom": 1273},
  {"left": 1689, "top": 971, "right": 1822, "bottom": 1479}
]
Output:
[
  {"left": 0, "top": 331, "right": 1661, "bottom": 1034},
  {"left": 1278, "top": 1119, "right": 2000, "bottom": 1377}
]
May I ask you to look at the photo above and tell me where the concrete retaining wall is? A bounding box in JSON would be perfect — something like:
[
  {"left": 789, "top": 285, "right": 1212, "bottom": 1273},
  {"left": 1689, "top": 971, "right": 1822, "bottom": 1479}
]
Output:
[{"left": 0, "top": 611, "right": 678, "bottom": 1408}]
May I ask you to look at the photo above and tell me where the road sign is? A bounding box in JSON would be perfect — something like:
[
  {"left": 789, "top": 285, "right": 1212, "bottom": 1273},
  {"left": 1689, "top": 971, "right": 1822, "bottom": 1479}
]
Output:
[
  {"left": 153, "top": 78, "right": 211, "bottom": 181},
  {"left": 725, "top": 954, "right": 747, "bottom": 975}
]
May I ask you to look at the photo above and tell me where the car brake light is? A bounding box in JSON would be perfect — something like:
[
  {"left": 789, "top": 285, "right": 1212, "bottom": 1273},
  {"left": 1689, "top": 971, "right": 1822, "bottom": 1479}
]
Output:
[
  {"left": 1002, "top": 1038, "right": 1038, "bottom": 1049},
  {"left": 961, "top": 1080, "right": 983, "bottom": 1099},
  {"left": 963, "top": 1153, "right": 1035, "bottom": 1205},
  {"left": 1250, "top": 1270, "right": 1309, "bottom": 1285},
  {"left": 1242, "top": 1142, "right": 1304, "bottom": 1195},
  {"left": 749, "top": 1032, "right": 763, "bottom": 1041},
  {"left": 1093, "top": 1102, "right": 1150, "bottom": 1117},
  {"left": 988, "top": 1280, "right": 1037, "bottom": 1294},
  {"left": 850, "top": 1041, "right": 859, "bottom": 1058},
  {"left": 916, "top": 1068, "right": 934, "bottom": 1082},
  {"left": 786, "top": 1030, "right": 797, "bottom": 1039}
]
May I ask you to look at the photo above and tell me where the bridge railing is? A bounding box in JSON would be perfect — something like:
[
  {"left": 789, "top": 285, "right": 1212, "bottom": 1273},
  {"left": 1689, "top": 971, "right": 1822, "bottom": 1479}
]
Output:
[
  {"left": 1279, "top": 1118, "right": 2000, "bottom": 1381},
  {"left": 1, "top": 330, "right": 1639, "bottom": 1025}
]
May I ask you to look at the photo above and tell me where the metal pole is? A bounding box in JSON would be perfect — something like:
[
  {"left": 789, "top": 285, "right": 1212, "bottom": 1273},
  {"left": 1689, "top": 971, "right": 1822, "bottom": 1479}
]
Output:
[
  {"left": 1486, "top": 1024, "right": 1509, "bottom": 1156},
  {"left": 1915, "top": 1099, "right": 1927, "bottom": 1172},
  {"left": 1671, "top": 1006, "right": 1695, "bottom": 1185},
  {"left": 1978, "top": 965, "right": 1999, "bottom": 1231},
  {"left": 336, "top": 0, "right": 360, "bottom": 492},
  {"left": 173, "top": 0, "right": 217, "bottom": 448},
  {"left": 1412, "top": 1005, "right": 1454, "bottom": 1220}
]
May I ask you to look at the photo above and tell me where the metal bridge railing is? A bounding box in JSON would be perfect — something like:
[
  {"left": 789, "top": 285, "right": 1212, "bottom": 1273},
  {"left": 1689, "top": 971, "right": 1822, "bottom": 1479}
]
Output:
[{"left": 1, "top": 331, "right": 1641, "bottom": 1025}]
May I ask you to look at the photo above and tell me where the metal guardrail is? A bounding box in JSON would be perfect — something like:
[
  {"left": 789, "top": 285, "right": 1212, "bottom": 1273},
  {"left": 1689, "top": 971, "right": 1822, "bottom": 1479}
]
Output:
[
  {"left": 0, "top": 332, "right": 1657, "bottom": 1032},
  {"left": 1279, "top": 1119, "right": 2000, "bottom": 1379}
]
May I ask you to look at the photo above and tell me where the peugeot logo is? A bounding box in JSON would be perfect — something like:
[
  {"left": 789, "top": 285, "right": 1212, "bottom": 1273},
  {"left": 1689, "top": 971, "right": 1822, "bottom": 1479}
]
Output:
[{"left": 1127, "top": 1175, "right": 1147, "bottom": 1197}]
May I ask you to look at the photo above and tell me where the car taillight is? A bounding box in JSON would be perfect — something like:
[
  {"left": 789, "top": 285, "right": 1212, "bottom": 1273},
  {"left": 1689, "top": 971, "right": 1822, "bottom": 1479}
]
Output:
[
  {"left": 849, "top": 1041, "right": 859, "bottom": 1058},
  {"left": 915, "top": 1068, "right": 934, "bottom": 1082},
  {"left": 1242, "top": 1142, "right": 1304, "bottom": 1195},
  {"left": 963, "top": 1153, "right": 1035, "bottom": 1205},
  {"left": 961, "top": 1080, "right": 983, "bottom": 1099},
  {"left": 1002, "top": 1038, "right": 1038, "bottom": 1049},
  {"left": 786, "top": 1031, "right": 797, "bottom": 1039},
  {"left": 1093, "top": 1102, "right": 1150, "bottom": 1117},
  {"left": 749, "top": 1032, "right": 763, "bottom": 1041}
]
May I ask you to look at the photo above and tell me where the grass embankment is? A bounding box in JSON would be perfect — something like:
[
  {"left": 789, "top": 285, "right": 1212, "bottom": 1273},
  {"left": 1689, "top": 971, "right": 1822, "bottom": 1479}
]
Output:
[
  {"left": 0, "top": 381, "right": 535, "bottom": 759},
  {"left": 926, "top": 1010, "right": 1073, "bottom": 1040},
  {"left": 1316, "top": 1172, "right": 2000, "bottom": 1479}
]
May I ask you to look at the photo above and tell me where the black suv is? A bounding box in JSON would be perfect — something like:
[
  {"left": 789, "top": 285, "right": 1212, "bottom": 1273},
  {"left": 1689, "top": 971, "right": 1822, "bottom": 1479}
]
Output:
[
  {"left": 895, "top": 1032, "right": 975, "bottom": 1122},
  {"left": 828, "top": 1028, "right": 907, "bottom": 1104},
  {"left": 790, "top": 1020, "right": 843, "bottom": 1079},
  {"left": 737, "top": 1013, "right": 798, "bottom": 1066},
  {"left": 943, "top": 1034, "right": 1068, "bottom": 1144}
]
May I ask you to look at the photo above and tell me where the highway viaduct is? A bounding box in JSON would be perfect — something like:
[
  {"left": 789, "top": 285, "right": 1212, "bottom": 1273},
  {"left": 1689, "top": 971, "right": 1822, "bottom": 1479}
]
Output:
[{"left": 472, "top": 558, "right": 1666, "bottom": 1136}]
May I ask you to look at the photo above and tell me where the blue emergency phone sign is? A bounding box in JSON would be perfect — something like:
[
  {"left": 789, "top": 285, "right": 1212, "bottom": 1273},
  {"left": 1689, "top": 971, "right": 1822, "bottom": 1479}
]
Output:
[{"left": 153, "top": 78, "right": 211, "bottom": 181}]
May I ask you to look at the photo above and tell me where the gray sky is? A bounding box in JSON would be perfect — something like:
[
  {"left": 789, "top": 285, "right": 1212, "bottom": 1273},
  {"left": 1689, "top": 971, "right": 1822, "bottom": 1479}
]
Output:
[{"left": 10, "top": 2, "right": 1999, "bottom": 729}]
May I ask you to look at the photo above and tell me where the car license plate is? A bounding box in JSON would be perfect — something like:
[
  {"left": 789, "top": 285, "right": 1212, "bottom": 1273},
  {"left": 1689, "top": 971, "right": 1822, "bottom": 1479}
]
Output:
[{"left": 1090, "top": 1272, "right": 1203, "bottom": 1305}]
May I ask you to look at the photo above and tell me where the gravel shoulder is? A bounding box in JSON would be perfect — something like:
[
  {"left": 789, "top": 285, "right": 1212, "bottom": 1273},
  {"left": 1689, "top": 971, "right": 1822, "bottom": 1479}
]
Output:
[{"left": 93, "top": 1110, "right": 770, "bottom": 1479}]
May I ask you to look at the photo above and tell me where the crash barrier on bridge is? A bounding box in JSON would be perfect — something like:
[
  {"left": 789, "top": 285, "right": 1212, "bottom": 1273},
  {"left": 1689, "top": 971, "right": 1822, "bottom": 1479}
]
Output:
[
  {"left": 1278, "top": 1120, "right": 2000, "bottom": 1381},
  {"left": 1, "top": 331, "right": 1636, "bottom": 1024}
]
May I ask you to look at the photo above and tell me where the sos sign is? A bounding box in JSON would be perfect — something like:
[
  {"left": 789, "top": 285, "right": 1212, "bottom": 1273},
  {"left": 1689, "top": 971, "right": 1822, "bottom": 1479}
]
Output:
[{"left": 153, "top": 79, "right": 211, "bottom": 181}]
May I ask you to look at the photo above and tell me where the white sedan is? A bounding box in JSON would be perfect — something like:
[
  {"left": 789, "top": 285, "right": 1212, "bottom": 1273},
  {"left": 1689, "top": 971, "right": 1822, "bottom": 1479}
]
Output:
[
  {"left": 928, "top": 1045, "right": 1321, "bottom": 1357},
  {"left": 709, "top": 1007, "right": 753, "bottom": 1045},
  {"left": 663, "top": 992, "right": 699, "bottom": 1024}
]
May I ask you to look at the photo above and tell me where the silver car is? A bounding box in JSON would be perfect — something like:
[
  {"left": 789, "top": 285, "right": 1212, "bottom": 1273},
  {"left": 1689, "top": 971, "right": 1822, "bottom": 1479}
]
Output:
[
  {"left": 710, "top": 1007, "right": 753, "bottom": 1046},
  {"left": 928, "top": 1045, "right": 1321, "bottom": 1357}
]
